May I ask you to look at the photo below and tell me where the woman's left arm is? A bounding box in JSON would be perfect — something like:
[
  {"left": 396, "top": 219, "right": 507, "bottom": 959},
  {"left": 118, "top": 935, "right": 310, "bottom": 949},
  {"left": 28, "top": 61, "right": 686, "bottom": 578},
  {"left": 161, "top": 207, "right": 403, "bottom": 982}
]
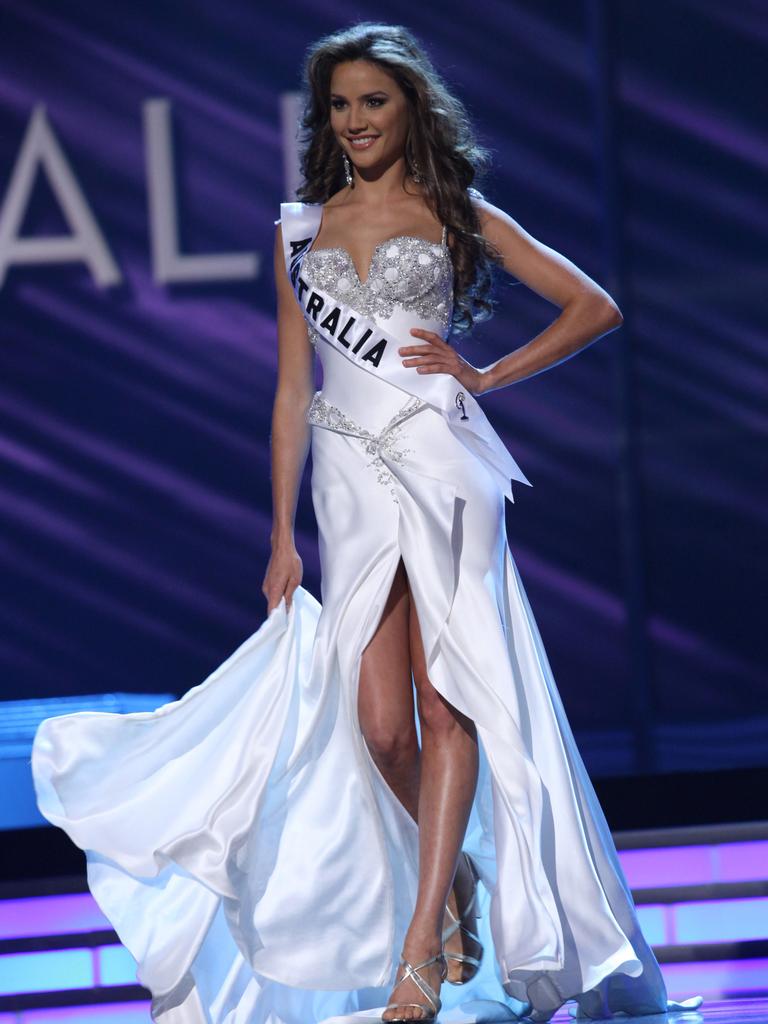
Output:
[{"left": 400, "top": 196, "right": 623, "bottom": 396}]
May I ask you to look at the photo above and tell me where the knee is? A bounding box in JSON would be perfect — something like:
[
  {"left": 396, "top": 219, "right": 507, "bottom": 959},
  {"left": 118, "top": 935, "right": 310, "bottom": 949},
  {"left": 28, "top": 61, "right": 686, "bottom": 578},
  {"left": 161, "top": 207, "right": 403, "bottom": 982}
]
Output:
[
  {"left": 415, "top": 679, "right": 460, "bottom": 737},
  {"left": 362, "top": 718, "right": 420, "bottom": 770}
]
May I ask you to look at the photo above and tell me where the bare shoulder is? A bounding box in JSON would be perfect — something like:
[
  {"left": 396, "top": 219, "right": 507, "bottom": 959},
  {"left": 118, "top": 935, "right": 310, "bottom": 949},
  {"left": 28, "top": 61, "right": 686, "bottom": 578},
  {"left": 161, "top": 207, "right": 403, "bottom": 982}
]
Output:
[
  {"left": 469, "top": 193, "right": 532, "bottom": 247},
  {"left": 468, "top": 192, "right": 622, "bottom": 316}
]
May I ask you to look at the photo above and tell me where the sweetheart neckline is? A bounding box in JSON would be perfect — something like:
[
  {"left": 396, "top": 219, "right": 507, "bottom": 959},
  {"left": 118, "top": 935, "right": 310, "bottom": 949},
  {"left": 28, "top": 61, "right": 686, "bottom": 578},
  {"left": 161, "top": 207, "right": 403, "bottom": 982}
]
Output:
[{"left": 304, "top": 234, "right": 450, "bottom": 289}]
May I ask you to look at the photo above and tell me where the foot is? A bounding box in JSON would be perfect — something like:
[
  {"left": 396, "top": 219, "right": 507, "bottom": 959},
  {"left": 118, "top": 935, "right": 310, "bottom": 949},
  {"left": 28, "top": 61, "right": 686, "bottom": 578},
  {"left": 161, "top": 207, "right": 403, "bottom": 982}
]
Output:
[
  {"left": 442, "top": 853, "right": 483, "bottom": 984},
  {"left": 382, "top": 934, "right": 446, "bottom": 1022}
]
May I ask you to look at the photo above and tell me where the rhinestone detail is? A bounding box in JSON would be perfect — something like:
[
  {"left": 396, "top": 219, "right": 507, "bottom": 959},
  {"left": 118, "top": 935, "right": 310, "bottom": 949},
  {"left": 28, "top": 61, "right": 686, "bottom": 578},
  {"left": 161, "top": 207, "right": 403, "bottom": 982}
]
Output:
[
  {"left": 307, "top": 391, "right": 425, "bottom": 501},
  {"left": 301, "top": 235, "right": 453, "bottom": 338}
]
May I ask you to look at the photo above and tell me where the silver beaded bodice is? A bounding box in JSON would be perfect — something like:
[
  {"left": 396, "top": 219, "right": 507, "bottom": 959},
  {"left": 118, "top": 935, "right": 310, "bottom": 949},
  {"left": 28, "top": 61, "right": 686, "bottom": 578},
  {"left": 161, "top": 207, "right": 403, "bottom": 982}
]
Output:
[
  {"left": 300, "top": 231, "right": 454, "bottom": 341},
  {"left": 302, "top": 229, "right": 453, "bottom": 502}
]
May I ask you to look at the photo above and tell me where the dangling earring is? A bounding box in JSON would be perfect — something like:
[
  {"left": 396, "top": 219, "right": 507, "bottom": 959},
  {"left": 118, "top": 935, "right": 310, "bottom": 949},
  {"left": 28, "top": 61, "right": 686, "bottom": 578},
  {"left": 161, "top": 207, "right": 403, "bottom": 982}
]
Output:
[
  {"left": 342, "top": 151, "right": 354, "bottom": 187},
  {"left": 405, "top": 134, "right": 424, "bottom": 184}
]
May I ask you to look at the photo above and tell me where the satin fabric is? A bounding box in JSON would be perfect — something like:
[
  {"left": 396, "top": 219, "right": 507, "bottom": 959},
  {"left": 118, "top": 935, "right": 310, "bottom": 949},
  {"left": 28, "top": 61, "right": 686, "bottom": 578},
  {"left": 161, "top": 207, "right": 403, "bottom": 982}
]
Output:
[{"left": 30, "top": 202, "right": 703, "bottom": 1024}]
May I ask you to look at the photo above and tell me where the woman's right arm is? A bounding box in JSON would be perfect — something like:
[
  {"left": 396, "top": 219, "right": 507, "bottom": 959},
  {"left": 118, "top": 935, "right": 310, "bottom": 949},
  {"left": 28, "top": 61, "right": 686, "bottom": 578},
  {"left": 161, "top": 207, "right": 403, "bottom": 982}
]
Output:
[{"left": 261, "top": 222, "right": 315, "bottom": 615}]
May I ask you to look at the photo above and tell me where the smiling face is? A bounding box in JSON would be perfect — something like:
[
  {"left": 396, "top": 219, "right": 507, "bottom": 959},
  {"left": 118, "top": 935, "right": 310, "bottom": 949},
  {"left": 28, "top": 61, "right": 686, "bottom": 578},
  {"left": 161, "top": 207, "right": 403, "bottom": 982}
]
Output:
[{"left": 328, "top": 59, "right": 411, "bottom": 180}]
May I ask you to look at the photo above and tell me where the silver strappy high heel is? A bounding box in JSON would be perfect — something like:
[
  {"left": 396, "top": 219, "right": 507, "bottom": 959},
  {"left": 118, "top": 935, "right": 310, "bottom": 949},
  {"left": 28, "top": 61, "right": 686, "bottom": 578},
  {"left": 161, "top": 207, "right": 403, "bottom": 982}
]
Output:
[
  {"left": 382, "top": 949, "right": 447, "bottom": 1022},
  {"left": 442, "top": 850, "right": 484, "bottom": 984}
]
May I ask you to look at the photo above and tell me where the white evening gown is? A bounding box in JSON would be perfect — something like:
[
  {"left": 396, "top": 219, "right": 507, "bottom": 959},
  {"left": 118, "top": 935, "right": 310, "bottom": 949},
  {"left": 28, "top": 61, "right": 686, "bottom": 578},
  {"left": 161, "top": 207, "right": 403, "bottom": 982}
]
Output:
[{"left": 31, "top": 201, "right": 703, "bottom": 1024}]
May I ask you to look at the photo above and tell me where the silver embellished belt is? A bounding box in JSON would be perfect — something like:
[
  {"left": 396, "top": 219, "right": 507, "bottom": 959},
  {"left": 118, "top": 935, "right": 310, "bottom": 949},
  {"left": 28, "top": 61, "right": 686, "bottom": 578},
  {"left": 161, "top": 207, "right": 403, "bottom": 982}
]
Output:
[{"left": 306, "top": 391, "right": 425, "bottom": 501}]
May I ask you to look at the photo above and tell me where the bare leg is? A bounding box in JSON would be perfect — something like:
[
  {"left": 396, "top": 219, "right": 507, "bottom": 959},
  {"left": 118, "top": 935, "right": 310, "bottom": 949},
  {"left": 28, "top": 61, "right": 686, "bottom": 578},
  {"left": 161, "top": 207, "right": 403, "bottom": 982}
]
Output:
[
  {"left": 358, "top": 557, "right": 421, "bottom": 818},
  {"left": 382, "top": 570, "right": 479, "bottom": 1021}
]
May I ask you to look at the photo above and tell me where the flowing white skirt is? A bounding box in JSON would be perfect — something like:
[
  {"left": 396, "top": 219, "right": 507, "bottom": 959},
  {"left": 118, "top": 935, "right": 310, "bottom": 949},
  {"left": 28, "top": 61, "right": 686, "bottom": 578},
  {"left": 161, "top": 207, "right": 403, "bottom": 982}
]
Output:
[{"left": 31, "top": 399, "right": 702, "bottom": 1024}]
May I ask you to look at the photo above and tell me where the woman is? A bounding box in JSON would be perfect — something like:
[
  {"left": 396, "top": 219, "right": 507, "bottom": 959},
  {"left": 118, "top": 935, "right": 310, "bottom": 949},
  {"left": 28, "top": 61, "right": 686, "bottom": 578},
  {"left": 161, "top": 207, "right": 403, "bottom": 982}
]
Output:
[{"left": 32, "top": 20, "right": 702, "bottom": 1024}]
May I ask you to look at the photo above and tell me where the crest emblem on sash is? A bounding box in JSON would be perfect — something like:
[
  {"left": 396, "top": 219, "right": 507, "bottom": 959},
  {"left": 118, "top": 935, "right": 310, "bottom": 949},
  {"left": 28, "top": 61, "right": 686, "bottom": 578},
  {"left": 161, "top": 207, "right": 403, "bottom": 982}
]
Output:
[{"left": 455, "top": 391, "right": 469, "bottom": 420}]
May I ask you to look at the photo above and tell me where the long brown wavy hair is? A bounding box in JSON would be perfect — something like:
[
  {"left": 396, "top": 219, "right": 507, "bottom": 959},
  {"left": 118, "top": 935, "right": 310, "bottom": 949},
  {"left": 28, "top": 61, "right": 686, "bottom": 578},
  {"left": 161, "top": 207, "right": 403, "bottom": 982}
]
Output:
[{"left": 294, "top": 21, "right": 506, "bottom": 337}]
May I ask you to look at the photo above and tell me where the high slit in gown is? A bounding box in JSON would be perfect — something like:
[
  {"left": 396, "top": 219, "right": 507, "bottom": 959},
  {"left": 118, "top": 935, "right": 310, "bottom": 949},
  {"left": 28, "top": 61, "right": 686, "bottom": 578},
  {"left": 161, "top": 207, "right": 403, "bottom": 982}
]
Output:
[{"left": 30, "top": 201, "right": 703, "bottom": 1024}]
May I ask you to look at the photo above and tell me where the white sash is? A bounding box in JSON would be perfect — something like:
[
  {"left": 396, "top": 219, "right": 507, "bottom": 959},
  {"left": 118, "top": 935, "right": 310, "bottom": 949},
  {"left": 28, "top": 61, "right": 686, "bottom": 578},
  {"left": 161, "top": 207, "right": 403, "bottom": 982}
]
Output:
[{"left": 276, "top": 201, "right": 532, "bottom": 503}]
